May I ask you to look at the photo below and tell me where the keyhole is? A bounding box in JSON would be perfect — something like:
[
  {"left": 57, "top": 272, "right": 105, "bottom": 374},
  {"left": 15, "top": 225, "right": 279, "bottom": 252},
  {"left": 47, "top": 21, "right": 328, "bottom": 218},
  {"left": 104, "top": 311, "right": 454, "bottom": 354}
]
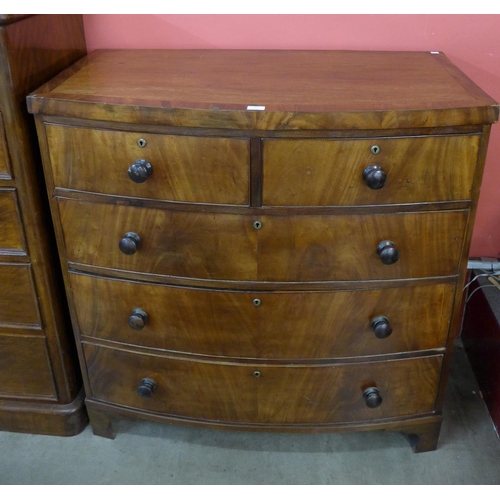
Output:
[
  {"left": 370, "top": 145, "right": 381, "bottom": 155},
  {"left": 137, "top": 138, "right": 147, "bottom": 148}
]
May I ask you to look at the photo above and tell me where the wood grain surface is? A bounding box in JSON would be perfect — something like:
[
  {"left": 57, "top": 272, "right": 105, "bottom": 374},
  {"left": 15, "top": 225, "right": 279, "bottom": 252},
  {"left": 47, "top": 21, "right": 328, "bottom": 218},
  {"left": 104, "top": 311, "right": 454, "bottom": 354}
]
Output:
[
  {"left": 0, "top": 335, "right": 55, "bottom": 398},
  {"left": 58, "top": 198, "right": 467, "bottom": 281},
  {"left": 0, "top": 190, "right": 25, "bottom": 254},
  {"left": 27, "top": 50, "right": 499, "bottom": 130},
  {"left": 0, "top": 264, "right": 41, "bottom": 327},
  {"left": 71, "top": 273, "right": 454, "bottom": 359},
  {"left": 263, "top": 135, "right": 480, "bottom": 206},
  {"left": 84, "top": 343, "right": 443, "bottom": 424},
  {"left": 46, "top": 125, "right": 250, "bottom": 205},
  {"left": 0, "top": 112, "right": 12, "bottom": 179}
]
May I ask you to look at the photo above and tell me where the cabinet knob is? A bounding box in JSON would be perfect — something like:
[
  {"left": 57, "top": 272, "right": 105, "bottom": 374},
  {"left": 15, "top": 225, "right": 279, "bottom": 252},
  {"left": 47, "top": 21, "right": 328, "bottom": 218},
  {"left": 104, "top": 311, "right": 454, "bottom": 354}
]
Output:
[
  {"left": 128, "top": 308, "right": 149, "bottom": 330},
  {"left": 128, "top": 159, "right": 153, "bottom": 183},
  {"left": 363, "top": 387, "right": 383, "bottom": 408},
  {"left": 363, "top": 165, "right": 387, "bottom": 190},
  {"left": 137, "top": 378, "right": 157, "bottom": 398},
  {"left": 376, "top": 240, "right": 399, "bottom": 265},
  {"left": 371, "top": 316, "right": 393, "bottom": 339},
  {"left": 119, "top": 232, "right": 141, "bottom": 255}
]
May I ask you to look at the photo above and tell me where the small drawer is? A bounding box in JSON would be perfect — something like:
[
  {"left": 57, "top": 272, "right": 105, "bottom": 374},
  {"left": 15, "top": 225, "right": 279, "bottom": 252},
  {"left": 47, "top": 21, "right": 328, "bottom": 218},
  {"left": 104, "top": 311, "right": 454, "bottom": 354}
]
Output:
[
  {"left": 84, "top": 344, "right": 442, "bottom": 424},
  {"left": 46, "top": 125, "right": 250, "bottom": 205},
  {"left": 72, "top": 273, "right": 454, "bottom": 359},
  {"left": 0, "top": 264, "right": 41, "bottom": 327},
  {"left": 0, "top": 335, "right": 55, "bottom": 398},
  {"left": 59, "top": 198, "right": 467, "bottom": 282},
  {"left": 0, "top": 189, "right": 26, "bottom": 255},
  {"left": 263, "top": 135, "right": 480, "bottom": 206}
]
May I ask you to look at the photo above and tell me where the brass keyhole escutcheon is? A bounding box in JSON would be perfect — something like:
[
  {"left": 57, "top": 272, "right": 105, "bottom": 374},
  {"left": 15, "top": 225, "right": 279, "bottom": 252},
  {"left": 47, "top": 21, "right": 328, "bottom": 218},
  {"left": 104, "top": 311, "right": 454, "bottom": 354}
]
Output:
[
  {"left": 253, "top": 221, "right": 262, "bottom": 230},
  {"left": 137, "top": 138, "right": 147, "bottom": 148},
  {"left": 253, "top": 371, "right": 261, "bottom": 378},
  {"left": 253, "top": 298, "right": 261, "bottom": 307},
  {"left": 370, "top": 145, "right": 381, "bottom": 155}
]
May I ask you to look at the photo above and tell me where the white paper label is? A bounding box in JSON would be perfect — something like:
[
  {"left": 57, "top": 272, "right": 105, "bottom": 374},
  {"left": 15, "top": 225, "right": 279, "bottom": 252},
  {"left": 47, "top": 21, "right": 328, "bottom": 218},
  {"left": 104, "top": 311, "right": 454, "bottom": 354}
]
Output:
[{"left": 247, "top": 105, "right": 266, "bottom": 111}]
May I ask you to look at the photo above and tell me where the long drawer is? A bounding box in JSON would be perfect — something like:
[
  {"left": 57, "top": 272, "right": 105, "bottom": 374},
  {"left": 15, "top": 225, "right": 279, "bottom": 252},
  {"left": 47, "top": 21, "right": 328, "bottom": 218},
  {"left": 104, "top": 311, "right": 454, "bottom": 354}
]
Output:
[
  {"left": 84, "top": 343, "right": 442, "bottom": 424},
  {"left": 58, "top": 198, "right": 467, "bottom": 281},
  {"left": 263, "top": 135, "right": 480, "bottom": 206},
  {"left": 46, "top": 125, "right": 251, "bottom": 205},
  {"left": 72, "top": 273, "right": 454, "bottom": 359}
]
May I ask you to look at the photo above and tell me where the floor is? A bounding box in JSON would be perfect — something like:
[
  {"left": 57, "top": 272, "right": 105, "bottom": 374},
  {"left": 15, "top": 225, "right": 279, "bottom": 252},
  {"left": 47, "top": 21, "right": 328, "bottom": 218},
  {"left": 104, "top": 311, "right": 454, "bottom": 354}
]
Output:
[{"left": 1, "top": 343, "right": 499, "bottom": 485}]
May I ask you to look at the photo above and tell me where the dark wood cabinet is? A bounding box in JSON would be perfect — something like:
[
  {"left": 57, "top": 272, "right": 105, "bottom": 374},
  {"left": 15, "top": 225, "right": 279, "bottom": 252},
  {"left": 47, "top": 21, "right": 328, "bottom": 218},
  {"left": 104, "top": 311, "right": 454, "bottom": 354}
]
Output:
[
  {"left": 28, "top": 49, "right": 498, "bottom": 449},
  {"left": 0, "top": 14, "right": 87, "bottom": 435}
]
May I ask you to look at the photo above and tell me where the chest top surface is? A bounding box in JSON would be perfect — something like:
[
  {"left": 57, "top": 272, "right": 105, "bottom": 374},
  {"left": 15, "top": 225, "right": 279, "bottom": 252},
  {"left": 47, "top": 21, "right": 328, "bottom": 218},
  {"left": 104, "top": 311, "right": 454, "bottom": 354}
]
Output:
[{"left": 28, "top": 50, "right": 499, "bottom": 130}]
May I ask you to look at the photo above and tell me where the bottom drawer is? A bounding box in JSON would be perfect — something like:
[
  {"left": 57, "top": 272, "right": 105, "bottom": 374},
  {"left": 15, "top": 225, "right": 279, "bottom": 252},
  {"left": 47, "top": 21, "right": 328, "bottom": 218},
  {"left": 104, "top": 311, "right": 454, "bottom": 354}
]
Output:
[
  {"left": 0, "top": 335, "right": 55, "bottom": 398},
  {"left": 84, "top": 344, "right": 442, "bottom": 425}
]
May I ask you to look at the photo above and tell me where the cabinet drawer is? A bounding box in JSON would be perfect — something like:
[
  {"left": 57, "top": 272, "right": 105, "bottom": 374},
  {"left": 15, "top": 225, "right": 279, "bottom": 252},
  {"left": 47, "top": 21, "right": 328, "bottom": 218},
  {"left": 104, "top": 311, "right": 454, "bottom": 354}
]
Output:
[
  {"left": 0, "top": 335, "right": 55, "bottom": 398},
  {"left": 46, "top": 125, "right": 250, "bottom": 205},
  {"left": 84, "top": 344, "right": 442, "bottom": 424},
  {"left": 0, "top": 264, "right": 41, "bottom": 327},
  {"left": 263, "top": 135, "right": 480, "bottom": 206},
  {"left": 0, "top": 190, "right": 25, "bottom": 254},
  {"left": 72, "top": 273, "right": 454, "bottom": 359},
  {"left": 59, "top": 198, "right": 466, "bottom": 281}
]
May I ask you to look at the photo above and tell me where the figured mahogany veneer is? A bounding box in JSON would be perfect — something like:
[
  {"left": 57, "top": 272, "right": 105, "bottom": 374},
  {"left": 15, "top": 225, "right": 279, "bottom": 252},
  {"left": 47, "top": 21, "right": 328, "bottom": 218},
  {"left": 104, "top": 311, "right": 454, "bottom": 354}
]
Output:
[
  {"left": 46, "top": 125, "right": 250, "bottom": 205},
  {"left": 71, "top": 273, "right": 454, "bottom": 359},
  {"left": 29, "top": 49, "right": 499, "bottom": 451},
  {"left": 58, "top": 199, "right": 467, "bottom": 281},
  {"left": 263, "top": 135, "right": 480, "bottom": 206},
  {"left": 0, "top": 14, "right": 88, "bottom": 435}
]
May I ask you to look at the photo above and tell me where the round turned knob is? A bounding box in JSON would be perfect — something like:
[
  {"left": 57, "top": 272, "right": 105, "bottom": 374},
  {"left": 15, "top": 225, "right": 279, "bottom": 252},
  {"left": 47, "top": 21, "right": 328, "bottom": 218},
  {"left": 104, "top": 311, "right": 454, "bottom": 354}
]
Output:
[
  {"left": 363, "top": 387, "right": 383, "bottom": 408},
  {"left": 128, "top": 308, "right": 149, "bottom": 330},
  {"left": 137, "top": 378, "right": 157, "bottom": 398},
  {"left": 128, "top": 159, "right": 153, "bottom": 183},
  {"left": 371, "top": 316, "right": 393, "bottom": 339},
  {"left": 376, "top": 240, "right": 399, "bottom": 265},
  {"left": 119, "top": 232, "right": 141, "bottom": 255},
  {"left": 363, "top": 165, "right": 387, "bottom": 190}
]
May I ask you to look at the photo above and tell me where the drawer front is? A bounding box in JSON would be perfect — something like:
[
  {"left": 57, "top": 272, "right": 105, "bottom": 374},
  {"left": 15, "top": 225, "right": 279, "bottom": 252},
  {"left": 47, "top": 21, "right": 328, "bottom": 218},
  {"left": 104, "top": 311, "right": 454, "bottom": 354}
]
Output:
[
  {"left": 0, "top": 264, "right": 41, "bottom": 327},
  {"left": 0, "top": 190, "right": 25, "bottom": 254},
  {"left": 263, "top": 135, "right": 480, "bottom": 206},
  {"left": 0, "top": 335, "right": 55, "bottom": 398},
  {"left": 46, "top": 125, "right": 250, "bottom": 205},
  {"left": 0, "top": 112, "right": 12, "bottom": 179},
  {"left": 84, "top": 344, "right": 442, "bottom": 424},
  {"left": 59, "top": 198, "right": 258, "bottom": 281},
  {"left": 72, "top": 273, "right": 454, "bottom": 359},
  {"left": 59, "top": 199, "right": 466, "bottom": 281}
]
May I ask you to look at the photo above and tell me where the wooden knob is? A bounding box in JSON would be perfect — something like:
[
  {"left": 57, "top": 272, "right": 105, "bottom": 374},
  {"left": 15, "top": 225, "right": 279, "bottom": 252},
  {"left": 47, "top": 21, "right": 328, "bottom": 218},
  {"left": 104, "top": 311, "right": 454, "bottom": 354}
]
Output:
[
  {"left": 128, "top": 159, "right": 153, "bottom": 183},
  {"left": 137, "top": 378, "right": 157, "bottom": 398},
  {"left": 119, "top": 232, "right": 141, "bottom": 255},
  {"left": 128, "top": 308, "right": 149, "bottom": 330},
  {"left": 376, "top": 240, "right": 399, "bottom": 265},
  {"left": 363, "top": 387, "right": 383, "bottom": 408},
  {"left": 363, "top": 165, "right": 387, "bottom": 190},
  {"left": 371, "top": 316, "right": 393, "bottom": 339}
]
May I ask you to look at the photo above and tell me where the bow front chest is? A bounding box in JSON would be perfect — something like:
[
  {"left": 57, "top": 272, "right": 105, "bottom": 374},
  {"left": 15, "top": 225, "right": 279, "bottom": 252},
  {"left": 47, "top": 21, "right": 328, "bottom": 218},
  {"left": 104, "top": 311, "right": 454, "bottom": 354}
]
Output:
[{"left": 28, "top": 50, "right": 499, "bottom": 451}]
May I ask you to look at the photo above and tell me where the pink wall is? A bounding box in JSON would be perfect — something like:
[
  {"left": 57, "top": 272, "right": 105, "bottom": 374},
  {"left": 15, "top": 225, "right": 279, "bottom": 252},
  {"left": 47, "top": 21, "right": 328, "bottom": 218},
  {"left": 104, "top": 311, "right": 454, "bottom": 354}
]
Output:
[{"left": 83, "top": 14, "right": 500, "bottom": 257}]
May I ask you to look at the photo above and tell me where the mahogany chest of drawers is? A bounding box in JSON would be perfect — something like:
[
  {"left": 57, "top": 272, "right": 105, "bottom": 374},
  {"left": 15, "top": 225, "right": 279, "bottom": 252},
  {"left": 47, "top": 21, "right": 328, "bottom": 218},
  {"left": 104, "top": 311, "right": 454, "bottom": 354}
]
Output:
[
  {"left": 0, "top": 14, "right": 87, "bottom": 435},
  {"left": 28, "top": 50, "right": 499, "bottom": 451}
]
